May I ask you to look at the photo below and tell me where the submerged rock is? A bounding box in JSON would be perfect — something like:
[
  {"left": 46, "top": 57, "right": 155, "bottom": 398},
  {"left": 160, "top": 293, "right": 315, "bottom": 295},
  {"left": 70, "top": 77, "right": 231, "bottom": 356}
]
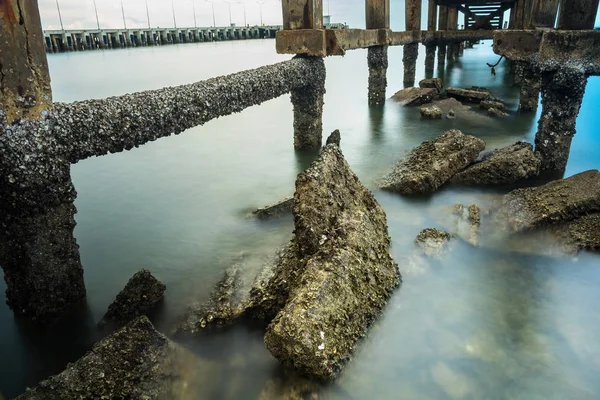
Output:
[
  {"left": 415, "top": 228, "right": 453, "bottom": 257},
  {"left": 480, "top": 100, "right": 505, "bottom": 112},
  {"left": 419, "top": 78, "right": 443, "bottom": 92},
  {"left": 391, "top": 87, "right": 437, "bottom": 106},
  {"left": 264, "top": 132, "right": 400, "bottom": 380},
  {"left": 252, "top": 197, "right": 294, "bottom": 220},
  {"left": 379, "top": 130, "right": 486, "bottom": 195},
  {"left": 420, "top": 105, "right": 443, "bottom": 119},
  {"left": 446, "top": 87, "right": 491, "bottom": 103},
  {"left": 17, "top": 317, "right": 201, "bottom": 399},
  {"left": 552, "top": 213, "right": 600, "bottom": 254},
  {"left": 99, "top": 269, "right": 165, "bottom": 328},
  {"left": 487, "top": 107, "right": 508, "bottom": 118},
  {"left": 451, "top": 142, "right": 541, "bottom": 186},
  {"left": 496, "top": 170, "right": 600, "bottom": 233}
]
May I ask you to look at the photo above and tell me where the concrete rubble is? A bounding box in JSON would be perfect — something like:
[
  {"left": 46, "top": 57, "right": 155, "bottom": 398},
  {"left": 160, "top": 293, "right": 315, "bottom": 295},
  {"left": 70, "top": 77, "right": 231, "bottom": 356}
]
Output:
[
  {"left": 415, "top": 228, "right": 454, "bottom": 257},
  {"left": 379, "top": 130, "right": 486, "bottom": 195},
  {"left": 391, "top": 87, "right": 438, "bottom": 106},
  {"left": 451, "top": 142, "right": 541, "bottom": 186},
  {"left": 420, "top": 105, "right": 443, "bottom": 119},
  {"left": 446, "top": 87, "right": 491, "bottom": 103},
  {"left": 419, "top": 78, "right": 444, "bottom": 92},
  {"left": 252, "top": 196, "right": 294, "bottom": 220},
  {"left": 99, "top": 269, "right": 166, "bottom": 328}
]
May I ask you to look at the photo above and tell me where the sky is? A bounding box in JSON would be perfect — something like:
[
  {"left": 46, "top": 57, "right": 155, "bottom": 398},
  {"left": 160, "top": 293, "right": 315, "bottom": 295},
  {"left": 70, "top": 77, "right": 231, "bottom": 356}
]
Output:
[{"left": 39, "top": 0, "right": 600, "bottom": 31}]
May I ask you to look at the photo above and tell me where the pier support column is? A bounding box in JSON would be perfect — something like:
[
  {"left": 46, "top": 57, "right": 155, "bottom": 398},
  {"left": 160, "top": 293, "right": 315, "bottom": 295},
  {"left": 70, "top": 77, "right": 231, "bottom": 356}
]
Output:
[
  {"left": 535, "top": 68, "right": 588, "bottom": 172},
  {"left": 557, "top": 0, "right": 600, "bottom": 30},
  {"left": 366, "top": 0, "right": 390, "bottom": 104},
  {"left": 0, "top": 0, "right": 86, "bottom": 323},
  {"left": 291, "top": 57, "right": 326, "bottom": 150},
  {"left": 446, "top": 7, "right": 458, "bottom": 61},
  {"left": 425, "top": 0, "right": 437, "bottom": 74},
  {"left": 532, "top": 0, "right": 559, "bottom": 27},
  {"left": 519, "top": 65, "right": 541, "bottom": 111},
  {"left": 403, "top": 0, "right": 421, "bottom": 86},
  {"left": 437, "top": 6, "right": 449, "bottom": 71}
]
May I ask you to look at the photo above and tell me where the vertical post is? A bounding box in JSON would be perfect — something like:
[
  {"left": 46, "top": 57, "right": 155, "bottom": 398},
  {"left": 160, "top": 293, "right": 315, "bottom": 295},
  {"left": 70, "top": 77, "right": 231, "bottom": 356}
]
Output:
[
  {"left": 403, "top": 0, "right": 422, "bottom": 87},
  {"left": 447, "top": 7, "right": 458, "bottom": 61},
  {"left": 522, "top": 0, "right": 535, "bottom": 28},
  {"left": 366, "top": 0, "right": 390, "bottom": 104},
  {"left": 519, "top": 65, "right": 541, "bottom": 111},
  {"left": 283, "top": 0, "right": 325, "bottom": 150},
  {"left": 425, "top": 0, "right": 437, "bottom": 74},
  {"left": 532, "top": 0, "right": 559, "bottom": 28},
  {"left": 0, "top": 0, "right": 86, "bottom": 323},
  {"left": 557, "top": 0, "right": 600, "bottom": 29},
  {"left": 437, "top": 5, "right": 448, "bottom": 71},
  {"left": 513, "top": 0, "right": 525, "bottom": 28}
]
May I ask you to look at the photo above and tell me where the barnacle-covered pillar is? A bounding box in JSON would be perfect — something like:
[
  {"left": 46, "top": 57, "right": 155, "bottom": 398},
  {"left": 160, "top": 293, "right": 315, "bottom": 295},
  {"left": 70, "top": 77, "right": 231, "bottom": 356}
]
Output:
[
  {"left": 0, "top": 0, "right": 86, "bottom": 323},
  {"left": 519, "top": 65, "right": 541, "bottom": 111},
  {"left": 403, "top": 0, "right": 421, "bottom": 86},
  {"left": 425, "top": 0, "right": 438, "bottom": 74},
  {"left": 366, "top": 0, "right": 390, "bottom": 104}
]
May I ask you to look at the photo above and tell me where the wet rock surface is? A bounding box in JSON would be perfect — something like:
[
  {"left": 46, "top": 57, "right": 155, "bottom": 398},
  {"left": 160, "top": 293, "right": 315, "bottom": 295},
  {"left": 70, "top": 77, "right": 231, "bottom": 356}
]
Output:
[
  {"left": 379, "top": 130, "right": 486, "bottom": 195},
  {"left": 391, "top": 87, "right": 437, "bottom": 106},
  {"left": 451, "top": 142, "right": 541, "bottom": 186},
  {"left": 446, "top": 87, "right": 491, "bottom": 103},
  {"left": 420, "top": 105, "right": 443, "bottom": 119},
  {"left": 16, "top": 316, "right": 200, "bottom": 399},
  {"left": 252, "top": 197, "right": 294, "bottom": 220},
  {"left": 487, "top": 107, "right": 509, "bottom": 118},
  {"left": 480, "top": 100, "right": 506, "bottom": 112},
  {"left": 495, "top": 170, "right": 600, "bottom": 233},
  {"left": 415, "top": 228, "right": 453, "bottom": 257},
  {"left": 99, "top": 269, "right": 166, "bottom": 328},
  {"left": 264, "top": 134, "right": 400, "bottom": 380},
  {"left": 553, "top": 213, "right": 600, "bottom": 253},
  {"left": 419, "top": 78, "right": 443, "bottom": 92},
  {"left": 368, "top": 46, "right": 389, "bottom": 105}
]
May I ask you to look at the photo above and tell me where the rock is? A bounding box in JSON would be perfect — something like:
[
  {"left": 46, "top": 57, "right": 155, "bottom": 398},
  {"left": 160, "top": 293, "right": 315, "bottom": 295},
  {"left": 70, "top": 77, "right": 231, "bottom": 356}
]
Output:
[
  {"left": 496, "top": 170, "right": 600, "bottom": 233},
  {"left": 479, "top": 100, "right": 505, "bottom": 111},
  {"left": 99, "top": 269, "right": 165, "bottom": 328},
  {"left": 391, "top": 87, "right": 438, "bottom": 106},
  {"left": 252, "top": 197, "right": 294, "bottom": 220},
  {"left": 264, "top": 132, "right": 400, "bottom": 380},
  {"left": 552, "top": 213, "right": 600, "bottom": 253},
  {"left": 446, "top": 87, "right": 491, "bottom": 103},
  {"left": 451, "top": 142, "right": 541, "bottom": 186},
  {"left": 419, "top": 78, "right": 443, "bottom": 92},
  {"left": 420, "top": 105, "right": 443, "bottom": 119},
  {"left": 326, "top": 129, "right": 341, "bottom": 146},
  {"left": 447, "top": 109, "right": 456, "bottom": 119},
  {"left": 379, "top": 130, "right": 486, "bottom": 195},
  {"left": 487, "top": 107, "right": 508, "bottom": 118},
  {"left": 415, "top": 228, "right": 453, "bottom": 257},
  {"left": 16, "top": 317, "right": 202, "bottom": 399}
]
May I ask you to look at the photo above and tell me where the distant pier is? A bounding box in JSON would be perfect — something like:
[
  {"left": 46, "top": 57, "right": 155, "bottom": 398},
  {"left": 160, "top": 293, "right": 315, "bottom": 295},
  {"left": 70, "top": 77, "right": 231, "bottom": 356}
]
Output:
[{"left": 43, "top": 25, "right": 282, "bottom": 52}]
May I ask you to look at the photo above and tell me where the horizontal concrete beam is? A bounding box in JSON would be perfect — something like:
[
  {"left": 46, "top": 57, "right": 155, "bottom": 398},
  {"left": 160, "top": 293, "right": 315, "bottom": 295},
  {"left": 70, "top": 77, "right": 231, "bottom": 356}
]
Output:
[
  {"left": 493, "top": 30, "right": 600, "bottom": 75},
  {"left": 276, "top": 28, "right": 494, "bottom": 56}
]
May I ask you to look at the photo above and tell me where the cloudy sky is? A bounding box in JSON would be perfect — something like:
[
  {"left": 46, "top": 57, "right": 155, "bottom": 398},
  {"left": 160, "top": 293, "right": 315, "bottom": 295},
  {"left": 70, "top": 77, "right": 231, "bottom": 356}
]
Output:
[{"left": 39, "top": 0, "right": 600, "bottom": 31}]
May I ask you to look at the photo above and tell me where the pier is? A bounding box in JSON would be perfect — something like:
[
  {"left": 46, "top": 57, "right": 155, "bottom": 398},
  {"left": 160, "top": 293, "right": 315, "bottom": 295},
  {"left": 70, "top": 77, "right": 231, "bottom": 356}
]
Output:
[{"left": 43, "top": 25, "right": 283, "bottom": 52}]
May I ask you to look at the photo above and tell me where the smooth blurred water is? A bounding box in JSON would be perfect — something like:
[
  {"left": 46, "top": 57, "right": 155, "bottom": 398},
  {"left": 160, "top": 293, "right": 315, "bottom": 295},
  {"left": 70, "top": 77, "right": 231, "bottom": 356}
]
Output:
[{"left": 1, "top": 39, "right": 600, "bottom": 399}]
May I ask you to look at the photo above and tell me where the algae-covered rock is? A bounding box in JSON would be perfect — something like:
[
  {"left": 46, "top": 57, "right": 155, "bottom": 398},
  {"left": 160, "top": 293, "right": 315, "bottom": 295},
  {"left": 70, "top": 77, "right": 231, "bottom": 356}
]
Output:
[
  {"left": 99, "top": 269, "right": 165, "bottom": 328},
  {"left": 420, "top": 105, "right": 443, "bottom": 119},
  {"left": 264, "top": 133, "right": 400, "bottom": 380},
  {"left": 252, "top": 197, "right": 294, "bottom": 220},
  {"left": 552, "top": 213, "right": 600, "bottom": 253},
  {"left": 419, "top": 78, "right": 443, "bottom": 92},
  {"left": 487, "top": 107, "right": 509, "bottom": 118},
  {"left": 451, "top": 142, "right": 541, "bottom": 186},
  {"left": 379, "top": 130, "right": 486, "bottom": 195},
  {"left": 479, "top": 100, "right": 505, "bottom": 111},
  {"left": 391, "top": 87, "right": 437, "bottom": 106},
  {"left": 496, "top": 170, "right": 600, "bottom": 233},
  {"left": 415, "top": 228, "right": 453, "bottom": 257},
  {"left": 17, "top": 317, "right": 202, "bottom": 400},
  {"left": 446, "top": 87, "right": 490, "bottom": 103}
]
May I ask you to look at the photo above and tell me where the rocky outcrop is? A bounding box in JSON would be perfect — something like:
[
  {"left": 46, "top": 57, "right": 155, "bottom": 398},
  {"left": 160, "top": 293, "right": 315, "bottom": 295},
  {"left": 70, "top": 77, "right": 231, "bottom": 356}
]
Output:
[
  {"left": 379, "top": 130, "right": 486, "bottom": 195},
  {"left": 480, "top": 100, "right": 505, "bottom": 111},
  {"left": 264, "top": 133, "right": 400, "bottom": 380},
  {"left": 420, "top": 105, "right": 443, "bottom": 119},
  {"left": 451, "top": 142, "right": 541, "bottom": 186},
  {"left": 446, "top": 87, "right": 491, "bottom": 103},
  {"left": 16, "top": 317, "right": 201, "bottom": 399},
  {"left": 391, "top": 87, "right": 437, "bottom": 106},
  {"left": 415, "top": 228, "right": 453, "bottom": 257},
  {"left": 487, "top": 107, "right": 509, "bottom": 118},
  {"left": 552, "top": 213, "right": 600, "bottom": 253},
  {"left": 252, "top": 197, "right": 294, "bottom": 220},
  {"left": 496, "top": 170, "right": 600, "bottom": 233},
  {"left": 99, "top": 269, "right": 166, "bottom": 328},
  {"left": 419, "top": 78, "right": 443, "bottom": 92}
]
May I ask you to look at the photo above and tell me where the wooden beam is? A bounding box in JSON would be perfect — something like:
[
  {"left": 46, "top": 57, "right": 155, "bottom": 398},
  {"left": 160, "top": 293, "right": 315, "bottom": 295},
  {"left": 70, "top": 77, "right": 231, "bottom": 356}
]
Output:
[{"left": 282, "top": 0, "right": 323, "bottom": 30}]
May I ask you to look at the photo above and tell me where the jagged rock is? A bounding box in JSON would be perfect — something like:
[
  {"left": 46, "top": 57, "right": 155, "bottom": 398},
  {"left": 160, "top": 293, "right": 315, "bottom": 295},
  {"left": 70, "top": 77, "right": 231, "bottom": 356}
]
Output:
[
  {"left": 552, "top": 213, "right": 600, "bottom": 254},
  {"left": 379, "top": 130, "right": 486, "bottom": 195},
  {"left": 446, "top": 87, "right": 491, "bottom": 103},
  {"left": 420, "top": 105, "right": 443, "bottom": 119},
  {"left": 252, "top": 197, "right": 294, "bottom": 220},
  {"left": 264, "top": 133, "right": 400, "bottom": 380},
  {"left": 326, "top": 129, "right": 341, "bottom": 146},
  {"left": 415, "top": 228, "right": 453, "bottom": 257},
  {"left": 451, "top": 142, "right": 541, "bottom": 186},
  {"left": 99, "top": 269, "right": 165, "bottom": 328},
  {"left": 419, "top": 78, "right": 443, "bottom": 92},
  {"left": 496, "top": 170, "right": 600, "bottom": 233},
  {"left": 16, "top": 317, "right": 203, "bottom": 399},
  {"left": 391, "top": 87, "right": 438, "bottom": 106},
  {"left": 480, "top": 100, "right": 505, "bottom": 111},
  {"left": 487, "top": 107, "right": 508, "bottom": 118},
  {"left": 447, "top": 109, "right": 456, "bottom": 119}
]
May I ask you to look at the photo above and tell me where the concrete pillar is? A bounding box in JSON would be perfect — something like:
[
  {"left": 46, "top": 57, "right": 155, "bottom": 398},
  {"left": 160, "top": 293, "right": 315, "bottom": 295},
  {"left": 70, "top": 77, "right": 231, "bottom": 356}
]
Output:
[
  {"left": 557, "top": 0, "right": 600, "bottom": 29},
  {"left": 425, "top": 0, "right": 437, "bottom": 73},
  {"left": 291, "top": 57, "right": 326, "bottom": 150},
  {"left": 513, "top": 0, "right": 525, "bottom": 28},
  {"left": 519, "top": 65, "right": 541, "bottom": 111},
  {"left": 535, "top": 68, "right": 588, "bottom": 172},
  {"left": 0, "top": 0, "right": 86, "bottom": 323},
  {"left": 403, "top": 0, "right": 422, "bottom": 86},
  {"left": 366, "top": 0, "right": 390, "bottom": 104},
  {"left": 447, "top": 7, "right": 458, "bottom": 61},
  {"left": 282, "top": 0, "right": 323, "bottom": 29},
  {"left": 532, "top": 0, "right": 559, "bottom": 27},
  {"left": 437, "top": 6, "right": 448, "bottom": 70}
]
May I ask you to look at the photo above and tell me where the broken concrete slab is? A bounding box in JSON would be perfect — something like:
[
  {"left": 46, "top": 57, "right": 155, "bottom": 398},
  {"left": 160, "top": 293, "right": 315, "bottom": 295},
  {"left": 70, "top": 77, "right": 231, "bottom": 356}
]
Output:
[
  {"left": 379, "top": 130, "right": 486, "bottom": 195},
  {"left": 252, "top": 197, "right": 294, "bottom": 220},
  {"left": 419, "top": 78, "right": 443, "bottom": 92},
  {"left": 16, "top": 316, "right": 202, "bottom": 400},
  {"left": 487, "top": 107, "right": 509, "bottom": 118},
  {"left": 391, "top": 87, "right": 438, "bottom": 106},
  {"left": 415, "top": 228, "right": 454, "bottom": 257},
  {"left": 264, "top": 133, "right": 400, "bottom": 380},
  {"left": 99, "top": 269, "right": 166, "bottom": 328},
  {"left": 451, "top": 142, "right": 541, "bottom": 186},
  {"left": 446, "top": 87, "right": 491, "bottom": 103},
  {"left": 480, "top": 100, "right": 505, "bottom": 112},
  {"left": 495, "top": 170, "right": 600, "bottom": 233},
  {"left": 420, "top": 105, "right": 443, "bottom": 119}
]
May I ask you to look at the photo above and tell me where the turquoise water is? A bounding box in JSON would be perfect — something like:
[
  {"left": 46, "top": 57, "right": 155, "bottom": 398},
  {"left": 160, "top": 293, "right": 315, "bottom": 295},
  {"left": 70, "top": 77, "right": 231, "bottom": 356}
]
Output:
[{"left": 1, "top": 39, "right": 600, "bottom": 399}]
